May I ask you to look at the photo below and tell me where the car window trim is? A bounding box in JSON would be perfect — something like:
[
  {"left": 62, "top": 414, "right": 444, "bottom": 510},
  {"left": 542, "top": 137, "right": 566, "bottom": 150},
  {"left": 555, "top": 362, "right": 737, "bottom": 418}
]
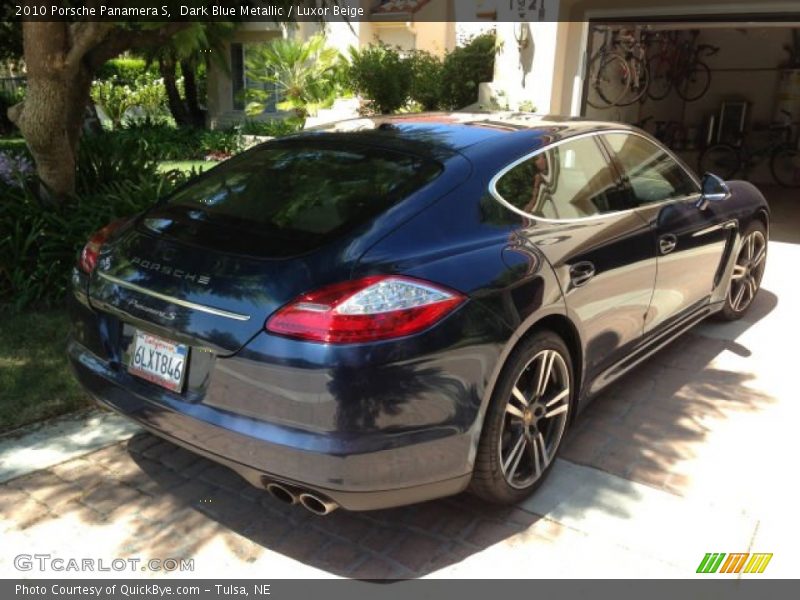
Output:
[
  {"left": 597, "top": 131, "right": 703, "bottom": 210},
  {"left": 488, "top": 129, "right": 701, "bottom": 224}
]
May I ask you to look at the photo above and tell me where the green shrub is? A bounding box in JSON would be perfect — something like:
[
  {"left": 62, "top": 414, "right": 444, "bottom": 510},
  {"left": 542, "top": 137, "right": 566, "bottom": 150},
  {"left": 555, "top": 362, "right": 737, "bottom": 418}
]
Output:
[
  {"left": 97, "top": 57, "right": 158, "bottom": 86},
  {"left": 347, "top": 43, "right": 412, "bottom": 114},
  {"left": 111, "top": 123, "right": 244, "bottom": 160},
  {"left": 91, "top": 79, "right": 137, "bottom": 129},
  {"left": 0, "top": 177, "right": 176, "bottom": 309},
  {"left": 0, "top": 130, "right": 190, "bottom": 308},
  {"left": 0, "top": 133, "right": 186, "bottom": 309},
  {"left": 239, "top": 119, "right": 302, "bottom": 137},
  {"left": 407, "top": 50, "right": 443, "bottom": 111},
  {"left": 75, "top": 131, "right": 161, "bottom": 193},
  {"left": 346, "top": 35, "right": 497, "bottom": 114},
  {"left": 131, "top": 79, "right": 169, "bottom": 123},
  {"left": 439, "top": 32, "right": 497, "bottom": 110}
]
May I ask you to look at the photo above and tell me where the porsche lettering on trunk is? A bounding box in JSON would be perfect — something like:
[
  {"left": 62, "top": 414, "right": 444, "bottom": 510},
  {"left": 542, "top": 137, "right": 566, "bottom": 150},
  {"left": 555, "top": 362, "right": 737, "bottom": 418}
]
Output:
[{"left": 129, "top": 256, "right": 211, "bottom": 285}]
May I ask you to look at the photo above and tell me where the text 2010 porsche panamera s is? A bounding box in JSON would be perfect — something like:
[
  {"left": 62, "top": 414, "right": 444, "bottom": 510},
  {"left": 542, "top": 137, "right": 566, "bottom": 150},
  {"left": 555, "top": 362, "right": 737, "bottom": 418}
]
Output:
[{"left": 68, "top": 113, "right": 769, "bottom": 514}]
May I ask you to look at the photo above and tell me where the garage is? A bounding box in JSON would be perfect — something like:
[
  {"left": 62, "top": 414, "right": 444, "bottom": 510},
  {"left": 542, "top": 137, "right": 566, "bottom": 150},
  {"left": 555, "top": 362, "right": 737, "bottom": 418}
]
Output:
[{"left": 580, "top": 19, "right": 800, "bottom": 242}]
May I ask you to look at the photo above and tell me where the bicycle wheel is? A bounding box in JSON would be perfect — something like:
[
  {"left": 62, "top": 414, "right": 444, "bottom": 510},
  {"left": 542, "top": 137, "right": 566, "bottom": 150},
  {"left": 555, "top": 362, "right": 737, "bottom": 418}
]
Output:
[
  {"left": 699, "top": 144, "right": 740, "bottom": 180},
  {"left": 616, "top": 56, "right": 649, "bottom": 106},
  {"left": 587, "top": 53, "right": 631, "bottom": 108},
  {"left": 676, "top": 61, "right": 711, "bottom": 102},
  {"left": 647, "top": 54, "right": 673, "bottom": 101},
  {"left": 770, "top": 146, "right": 800, "bottom": 187}
]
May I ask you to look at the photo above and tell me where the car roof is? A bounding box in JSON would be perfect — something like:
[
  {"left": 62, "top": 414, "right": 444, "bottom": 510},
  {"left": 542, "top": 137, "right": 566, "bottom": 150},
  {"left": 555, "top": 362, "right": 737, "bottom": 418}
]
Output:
[{"left": 295, "top": 112, "right": 640, "bottom": 159}]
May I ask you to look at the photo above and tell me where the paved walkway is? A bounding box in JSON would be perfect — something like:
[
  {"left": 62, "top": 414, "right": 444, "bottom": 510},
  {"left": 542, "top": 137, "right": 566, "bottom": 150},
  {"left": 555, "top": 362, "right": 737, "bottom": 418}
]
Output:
[{"left": 2, "top": 195, "right": 797, "bottom": 579}]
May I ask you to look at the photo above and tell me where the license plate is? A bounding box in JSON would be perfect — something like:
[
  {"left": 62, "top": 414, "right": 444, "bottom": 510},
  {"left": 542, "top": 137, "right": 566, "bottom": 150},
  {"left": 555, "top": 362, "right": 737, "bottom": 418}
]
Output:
[{"left": 128, "top": 331, "right": 188, "bottom": 392}]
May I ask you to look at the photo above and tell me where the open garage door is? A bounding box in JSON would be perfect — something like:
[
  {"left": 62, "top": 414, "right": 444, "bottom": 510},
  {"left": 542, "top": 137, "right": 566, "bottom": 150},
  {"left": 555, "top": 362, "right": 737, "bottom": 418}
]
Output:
[{"left": 581, "top": 19, "right": 800, "bottom": 242}]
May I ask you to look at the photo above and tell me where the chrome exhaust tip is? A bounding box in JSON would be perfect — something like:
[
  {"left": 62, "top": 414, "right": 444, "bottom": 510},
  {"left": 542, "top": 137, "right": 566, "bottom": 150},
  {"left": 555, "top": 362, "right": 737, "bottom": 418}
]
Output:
[
  {"left": 298, "top": 492, "right": 339, "bottom": 515},
  {"left": 265, "top": 482, "right": 298, "bottom": 505}
]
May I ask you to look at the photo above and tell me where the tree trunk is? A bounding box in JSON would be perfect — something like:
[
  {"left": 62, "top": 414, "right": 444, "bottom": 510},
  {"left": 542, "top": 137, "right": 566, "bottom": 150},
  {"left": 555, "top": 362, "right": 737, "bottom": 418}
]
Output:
[
  {"left": 8, "top": 23, "right": 91, "bottom": 199},
  {"left": 180, "top": 57, "right": 205, "bottom": 128},
  {"left": 160, "top": 55, "right": 190, "bottom": 127},
  {"left": 8, "top": 20, "right": 191, "bottom": 201}
]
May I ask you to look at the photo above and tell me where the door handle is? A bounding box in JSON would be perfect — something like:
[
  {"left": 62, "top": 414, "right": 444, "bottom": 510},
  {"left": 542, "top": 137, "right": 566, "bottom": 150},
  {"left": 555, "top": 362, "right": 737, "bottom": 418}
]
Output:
[
  {"left": 659, "top": 234, "right": 678, "bottom": 255},
  {"left": 569, "top": 261, "right": 596, "bottom": 287}
]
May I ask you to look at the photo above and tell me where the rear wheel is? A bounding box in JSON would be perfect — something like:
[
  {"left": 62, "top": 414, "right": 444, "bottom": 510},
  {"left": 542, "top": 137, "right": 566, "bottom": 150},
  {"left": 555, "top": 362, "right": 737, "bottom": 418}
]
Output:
[
  {"left": 699, "top": 144, "right": 740, "bottom": 180},
  {"left": 616, "top": 56, "right": 649, "bottom": 106},
  {"left": 718, "top": 223, "right": 767, "bottom": 321},
  {"left": 770, "top": 146, "right": 800, "bottom": 187},
  {"left": 647, "top": 54, "right": 673, "bottom": 100},
  {"left": 587, "top": 53, "right": 631, "bottom": 108},
  {"left": 470, "top": 331, "right": 573, "bottom": 504},
  {"left": 676, "top": 62, "right": 711, "bottom": 102}
]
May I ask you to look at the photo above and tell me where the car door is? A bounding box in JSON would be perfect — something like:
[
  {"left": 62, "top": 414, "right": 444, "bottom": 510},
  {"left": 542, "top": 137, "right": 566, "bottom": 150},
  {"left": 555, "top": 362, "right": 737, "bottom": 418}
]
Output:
[
  {"left": 493, "top": 134, "right": 657, "bottom": 386},
  {"left": 601, "top": 132, "right": 733, "bottom": 334}
]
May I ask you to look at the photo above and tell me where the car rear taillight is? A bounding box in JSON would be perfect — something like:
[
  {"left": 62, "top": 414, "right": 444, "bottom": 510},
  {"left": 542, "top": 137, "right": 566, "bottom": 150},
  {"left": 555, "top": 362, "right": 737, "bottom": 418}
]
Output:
[
  {"left": 78, "top": 219, "right": 127, "bottom": 274},
  {"left": 265, "top": 276, "right": 466, "bottom": 343}
]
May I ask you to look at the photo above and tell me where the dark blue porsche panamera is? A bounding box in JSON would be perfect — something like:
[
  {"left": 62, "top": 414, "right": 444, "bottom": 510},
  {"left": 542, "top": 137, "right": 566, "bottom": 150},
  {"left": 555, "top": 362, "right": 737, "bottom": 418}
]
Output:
[{"left": 68, "top": 113, "right": 769, "bottom": 514}]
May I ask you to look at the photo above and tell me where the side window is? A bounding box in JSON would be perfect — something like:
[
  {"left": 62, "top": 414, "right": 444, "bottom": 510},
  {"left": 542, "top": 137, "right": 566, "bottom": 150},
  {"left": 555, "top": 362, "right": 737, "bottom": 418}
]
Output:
[
  {"left": 494, "top": 136, "right": 627, "bottom": 220},
  {"left": 604, "top": 133, "right": 698, "bottom": 206}
]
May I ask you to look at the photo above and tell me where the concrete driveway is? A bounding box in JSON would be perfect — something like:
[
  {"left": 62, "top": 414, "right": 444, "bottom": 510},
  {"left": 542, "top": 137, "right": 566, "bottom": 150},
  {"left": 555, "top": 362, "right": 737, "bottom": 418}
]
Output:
[{"left": 1, "top": 187, "right": 797, "bottom": 579}]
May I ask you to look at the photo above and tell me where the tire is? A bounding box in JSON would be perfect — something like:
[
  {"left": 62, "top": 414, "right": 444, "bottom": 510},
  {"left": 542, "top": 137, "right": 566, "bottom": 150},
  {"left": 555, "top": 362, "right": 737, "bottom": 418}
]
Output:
[
  {"left": 717, "top": 221, "right": 767, "bottom": 321},
  {"left": 676, "top": 62, "right": 711, "bottom": 102},
  {"left": 470, "top": 330, "right": 574, "bottom": 505},
  {"left": 698, "top": 144, "right": 740, "bottom": 180},
  {"left": 647, "top": 54, "right": 673, "bottom": 101},
  {"left": 616, "top": 56, "right": 649, "bottom": 106},
  {"left": 587, "top": 53, "right": 631, "bottom": 108},
  {"left": 770, "top": 146, "right": 800, "bottom": 187}
]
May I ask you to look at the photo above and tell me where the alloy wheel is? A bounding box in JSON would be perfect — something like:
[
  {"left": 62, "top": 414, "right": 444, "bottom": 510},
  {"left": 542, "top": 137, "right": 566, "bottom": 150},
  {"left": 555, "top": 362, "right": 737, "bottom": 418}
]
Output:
[
  {"left": 729, "top": 230, "right": 766, "bottom": 313},
  {"left": 498, "top": 349, "right": 570, "bottom": 489}
]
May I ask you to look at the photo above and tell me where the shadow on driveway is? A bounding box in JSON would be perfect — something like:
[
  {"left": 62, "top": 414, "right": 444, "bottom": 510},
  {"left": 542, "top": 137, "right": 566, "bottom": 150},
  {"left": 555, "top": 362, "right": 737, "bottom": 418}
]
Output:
[
  {"left": 2, "top": 288, "right": 778, "bottom": 579},
  {"left": 115, "top": 290, "right": 779, "bottom": 577}
]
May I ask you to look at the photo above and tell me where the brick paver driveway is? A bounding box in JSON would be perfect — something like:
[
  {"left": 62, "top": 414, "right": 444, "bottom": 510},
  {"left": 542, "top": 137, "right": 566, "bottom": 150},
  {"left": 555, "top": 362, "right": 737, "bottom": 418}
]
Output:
[{"left": 2, "top": 187, "right": 798, "bottom": 578}]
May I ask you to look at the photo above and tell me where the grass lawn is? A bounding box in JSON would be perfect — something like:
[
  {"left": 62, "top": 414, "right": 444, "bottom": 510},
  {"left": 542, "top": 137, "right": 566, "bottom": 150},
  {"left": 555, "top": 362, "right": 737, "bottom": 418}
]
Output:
[
  {"left": 0, "top": 310, "right": 90, "bottom": 433},
  {"left": 157, "top": 160, "right": 218, "bottom": 174},
  {"left": 0, "top": 137, "right": 26, "bottom": 152}
]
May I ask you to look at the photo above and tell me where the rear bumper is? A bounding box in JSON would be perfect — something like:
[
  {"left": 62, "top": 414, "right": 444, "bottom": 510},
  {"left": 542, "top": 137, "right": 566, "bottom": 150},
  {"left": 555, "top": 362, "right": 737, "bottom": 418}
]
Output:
[{"left": 68, "top": 339, "right": 474, "bottom": 510}]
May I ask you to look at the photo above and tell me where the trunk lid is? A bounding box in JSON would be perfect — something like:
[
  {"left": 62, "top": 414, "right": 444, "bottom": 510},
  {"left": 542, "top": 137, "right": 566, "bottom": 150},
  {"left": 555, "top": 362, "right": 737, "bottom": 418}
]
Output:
[{"left": 86, "top": 137, "right": 448, "bottom": 354}]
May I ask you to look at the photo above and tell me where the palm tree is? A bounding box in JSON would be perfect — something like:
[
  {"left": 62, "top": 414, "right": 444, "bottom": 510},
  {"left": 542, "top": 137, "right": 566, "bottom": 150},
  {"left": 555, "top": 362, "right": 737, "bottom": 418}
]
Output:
[{"left": 244, "top": 34, "right": 344, "bottom": 128}]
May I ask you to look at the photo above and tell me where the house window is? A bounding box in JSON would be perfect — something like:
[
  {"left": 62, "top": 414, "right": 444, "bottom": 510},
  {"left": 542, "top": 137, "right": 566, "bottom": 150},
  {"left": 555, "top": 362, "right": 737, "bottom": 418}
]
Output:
[{"left": 230, "top": 42, "right": 278, "bottom": 113}]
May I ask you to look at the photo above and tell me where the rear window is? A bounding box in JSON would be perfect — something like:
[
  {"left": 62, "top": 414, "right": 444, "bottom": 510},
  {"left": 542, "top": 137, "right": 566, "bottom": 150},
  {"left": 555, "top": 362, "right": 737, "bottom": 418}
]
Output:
[{"left": 165, "top": 141, "right": 442, "bottom": 238}]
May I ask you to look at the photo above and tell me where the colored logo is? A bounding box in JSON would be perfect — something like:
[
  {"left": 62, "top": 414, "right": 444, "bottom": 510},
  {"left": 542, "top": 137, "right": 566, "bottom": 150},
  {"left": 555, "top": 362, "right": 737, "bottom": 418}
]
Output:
[{"left": 697, "top": 552, "right": 773, "bottom": 574}]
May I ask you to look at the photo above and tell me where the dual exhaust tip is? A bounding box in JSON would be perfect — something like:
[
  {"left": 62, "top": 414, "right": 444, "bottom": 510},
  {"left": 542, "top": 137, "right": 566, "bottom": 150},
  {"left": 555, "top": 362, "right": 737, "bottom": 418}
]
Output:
[{"left": 265, "top": 482, "right": 338, "bottom": 515}]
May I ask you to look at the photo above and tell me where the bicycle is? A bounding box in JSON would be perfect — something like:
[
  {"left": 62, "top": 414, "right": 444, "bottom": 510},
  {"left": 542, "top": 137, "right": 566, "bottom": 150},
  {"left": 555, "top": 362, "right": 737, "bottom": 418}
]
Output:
[
  {"left": 698, "top": 120, "right": 800, "bottom": 187},
  {"left": 587, "top": 26, "right": 649, "bottom": 109},
  {"left": 648, "top": 30, "right": 718, "bottom": 102}
]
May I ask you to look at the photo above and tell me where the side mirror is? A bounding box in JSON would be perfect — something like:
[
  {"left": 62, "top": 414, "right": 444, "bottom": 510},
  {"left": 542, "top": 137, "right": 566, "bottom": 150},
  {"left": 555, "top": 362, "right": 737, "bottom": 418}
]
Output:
[{"left": 697, "top": 172, "right": 731, "bottom": 209}]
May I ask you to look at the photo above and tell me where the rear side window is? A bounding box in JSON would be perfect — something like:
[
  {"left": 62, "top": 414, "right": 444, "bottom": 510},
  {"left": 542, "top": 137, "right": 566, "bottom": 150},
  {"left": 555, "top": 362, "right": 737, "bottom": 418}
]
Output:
[
  {"left": 604, "top": 133, "right": 698, "bottom": 206},
  {"left": 494, "top": 136, "right": 627, "bottom": 220},
  {"left": 166, "top": 142, "right": 441, "bottom": 236}
]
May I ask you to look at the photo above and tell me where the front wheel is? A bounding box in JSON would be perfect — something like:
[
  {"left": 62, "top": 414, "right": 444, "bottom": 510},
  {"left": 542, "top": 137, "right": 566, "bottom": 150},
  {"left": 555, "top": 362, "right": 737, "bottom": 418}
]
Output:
[
  {"left": 587, "top": 53, "right": 631, "bottom": 108},
  {"left": 699, "top": 144, "right": 740, "bottom": 180},
  {"left": 718, "top": 222, "right": 767, "bottom": 321},
  {"left": 676, "top": 61, "right": 712, "bottom": 102},
  {"left": 770, "top": 146, "right": 800, "bottom": 187},
  {"left": 470, "top": 331, "right": 573, "bottom": 504},
  {"left": 615, "top": 56, "right": 649, "bottom": 106},
  {"left": 647, "top": 54, "right": 673, "bottom": 100}
]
